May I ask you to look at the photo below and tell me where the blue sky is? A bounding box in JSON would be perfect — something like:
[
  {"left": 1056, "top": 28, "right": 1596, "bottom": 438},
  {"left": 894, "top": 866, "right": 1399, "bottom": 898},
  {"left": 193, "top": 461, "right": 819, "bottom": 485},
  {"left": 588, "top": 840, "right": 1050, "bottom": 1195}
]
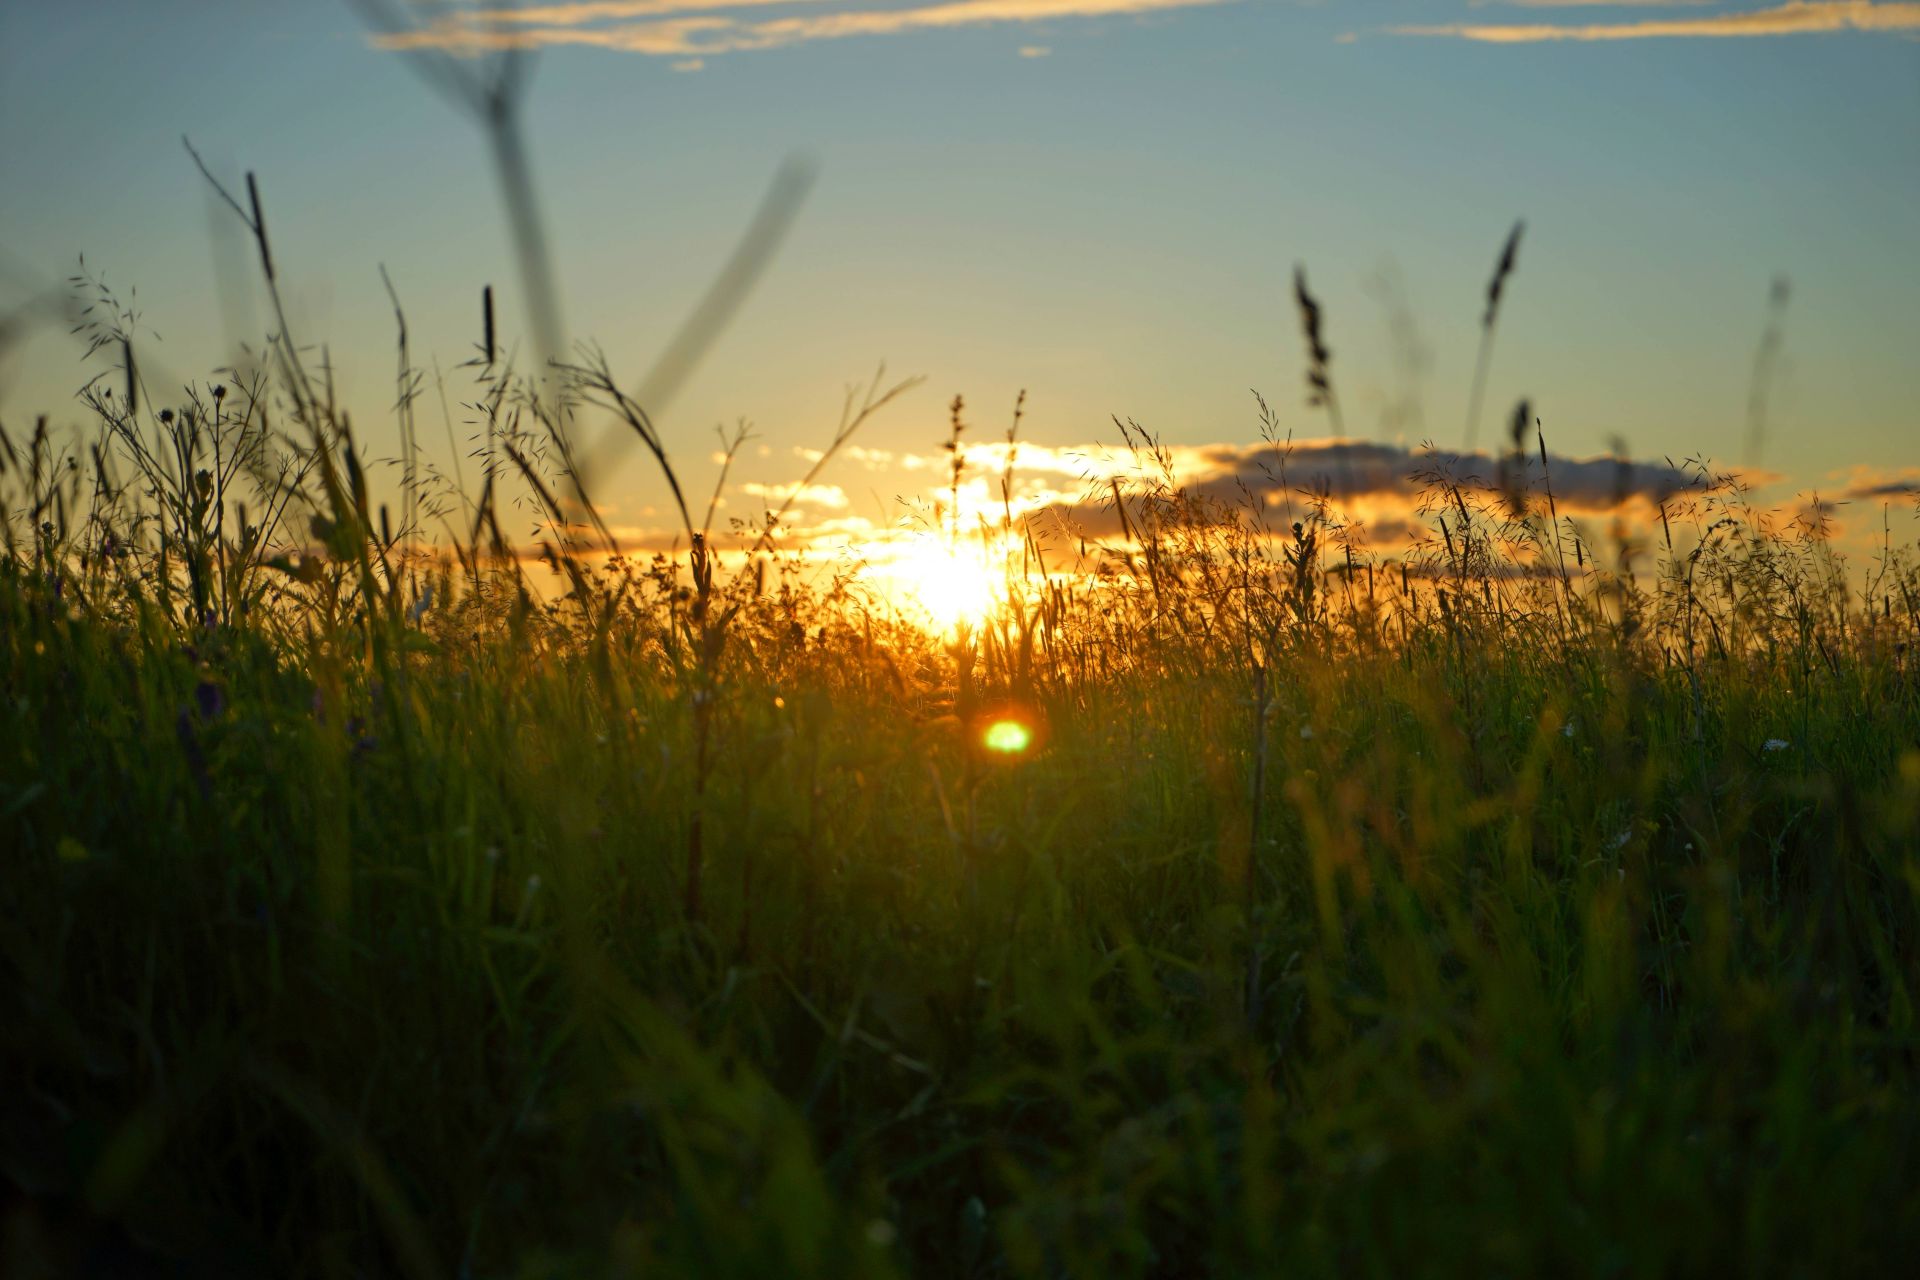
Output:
[{"left": 3, "top": 1, "right": 1917, "bottom": 555}]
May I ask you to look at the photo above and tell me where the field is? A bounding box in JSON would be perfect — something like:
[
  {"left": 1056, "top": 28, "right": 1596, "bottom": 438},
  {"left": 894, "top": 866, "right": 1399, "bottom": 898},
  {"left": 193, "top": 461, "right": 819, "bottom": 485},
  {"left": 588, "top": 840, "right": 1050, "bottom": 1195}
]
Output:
[
  {"left": 5, "top": 267, "right": 1920, "bottom": 1278},
  {"left": 4, "top": 26, "right": 1920, "bottom": 1261}
]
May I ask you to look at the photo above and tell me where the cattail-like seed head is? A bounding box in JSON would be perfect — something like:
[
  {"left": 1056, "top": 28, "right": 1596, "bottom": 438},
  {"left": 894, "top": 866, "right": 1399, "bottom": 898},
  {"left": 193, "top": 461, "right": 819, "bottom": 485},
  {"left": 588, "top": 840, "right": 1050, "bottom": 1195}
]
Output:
[{"left": 1484, "top": 221, "right": 1523, "bottom": 330}]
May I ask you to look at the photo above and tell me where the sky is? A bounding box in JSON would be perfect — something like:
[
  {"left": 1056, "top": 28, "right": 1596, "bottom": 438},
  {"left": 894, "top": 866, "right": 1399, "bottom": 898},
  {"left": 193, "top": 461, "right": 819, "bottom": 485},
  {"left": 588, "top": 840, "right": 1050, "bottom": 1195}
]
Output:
[{"left": 2, "top": 1, "right": 1917, "bottom": 587}]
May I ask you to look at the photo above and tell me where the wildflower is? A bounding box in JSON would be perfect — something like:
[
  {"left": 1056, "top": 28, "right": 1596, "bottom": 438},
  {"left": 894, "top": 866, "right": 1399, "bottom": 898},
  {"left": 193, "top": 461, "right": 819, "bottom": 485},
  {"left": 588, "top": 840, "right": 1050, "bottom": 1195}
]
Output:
[
  {"left": 193, "top": 680, "right": 226, "bottom": 721},
  {"left": 1763, "top": 739, "right": 1790, "bottom": 752}
]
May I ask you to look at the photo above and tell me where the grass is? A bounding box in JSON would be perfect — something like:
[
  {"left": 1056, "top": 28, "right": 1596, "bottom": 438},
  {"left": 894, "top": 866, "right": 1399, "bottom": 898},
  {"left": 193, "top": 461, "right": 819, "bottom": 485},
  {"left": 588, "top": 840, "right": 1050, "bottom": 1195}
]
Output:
[{"left": 5, "top": 163, "right": 1920, "bottom": 1278}]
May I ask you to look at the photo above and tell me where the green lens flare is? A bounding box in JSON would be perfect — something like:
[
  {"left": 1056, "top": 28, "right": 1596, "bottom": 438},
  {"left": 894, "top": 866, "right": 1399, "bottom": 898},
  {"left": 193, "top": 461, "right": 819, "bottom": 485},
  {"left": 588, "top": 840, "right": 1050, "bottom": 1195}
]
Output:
[{"left": 983, "top": 719, "right": 1032, "bottom": 755}]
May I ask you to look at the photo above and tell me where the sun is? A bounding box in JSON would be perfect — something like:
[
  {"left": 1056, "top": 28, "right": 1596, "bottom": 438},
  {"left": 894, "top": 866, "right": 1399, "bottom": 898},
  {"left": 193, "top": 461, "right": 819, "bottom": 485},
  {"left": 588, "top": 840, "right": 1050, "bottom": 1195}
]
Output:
[{"left": 879, "top": 534, "right": 1001, "bottom": 632}]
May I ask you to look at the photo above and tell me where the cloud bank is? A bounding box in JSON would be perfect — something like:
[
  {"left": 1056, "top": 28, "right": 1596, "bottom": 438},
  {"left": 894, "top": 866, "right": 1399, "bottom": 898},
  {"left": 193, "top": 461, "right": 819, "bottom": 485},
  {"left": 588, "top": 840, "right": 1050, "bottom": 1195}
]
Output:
[
  {"left": 1010, "top": 437, "right": 1725, "bottom": 545},
  {"left": 645, "top": 435, "right": 1738, "bottom": 565}
]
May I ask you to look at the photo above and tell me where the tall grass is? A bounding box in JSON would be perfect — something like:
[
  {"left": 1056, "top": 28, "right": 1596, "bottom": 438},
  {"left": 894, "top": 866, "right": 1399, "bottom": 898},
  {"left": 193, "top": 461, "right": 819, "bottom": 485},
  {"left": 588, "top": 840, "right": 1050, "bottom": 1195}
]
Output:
[{"left": 4, "top": 158, "right": 1920, "bottom": 1278}]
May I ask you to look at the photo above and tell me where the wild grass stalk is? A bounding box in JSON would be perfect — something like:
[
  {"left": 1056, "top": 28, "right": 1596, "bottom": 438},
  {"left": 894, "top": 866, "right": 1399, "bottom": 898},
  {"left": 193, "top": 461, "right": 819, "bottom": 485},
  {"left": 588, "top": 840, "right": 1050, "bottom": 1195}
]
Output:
[{"left": 1463, "top": 220, "right": 1523, "bottom": 454}]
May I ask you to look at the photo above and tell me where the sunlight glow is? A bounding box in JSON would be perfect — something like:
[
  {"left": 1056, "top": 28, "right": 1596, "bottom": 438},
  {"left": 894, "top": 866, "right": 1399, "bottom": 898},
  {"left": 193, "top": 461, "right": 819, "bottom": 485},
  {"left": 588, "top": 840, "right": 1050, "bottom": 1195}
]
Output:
[{"left": 881, "top": 535, "right": 1002, "bottom": 633}]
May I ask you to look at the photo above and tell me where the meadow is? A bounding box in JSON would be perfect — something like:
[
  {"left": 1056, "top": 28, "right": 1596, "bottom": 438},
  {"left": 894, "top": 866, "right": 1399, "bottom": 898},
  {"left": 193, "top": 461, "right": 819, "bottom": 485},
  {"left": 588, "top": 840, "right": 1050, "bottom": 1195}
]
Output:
[{"left": 5, "top": 159, "right": 1920, "bottom": 1277}]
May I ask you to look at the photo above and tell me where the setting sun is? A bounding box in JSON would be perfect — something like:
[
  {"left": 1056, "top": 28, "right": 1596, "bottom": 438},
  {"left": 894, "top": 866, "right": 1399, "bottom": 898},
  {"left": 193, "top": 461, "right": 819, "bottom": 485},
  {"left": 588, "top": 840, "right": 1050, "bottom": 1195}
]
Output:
[{"left": 876, "top": 535, "right": 1002, "bottom": 632}]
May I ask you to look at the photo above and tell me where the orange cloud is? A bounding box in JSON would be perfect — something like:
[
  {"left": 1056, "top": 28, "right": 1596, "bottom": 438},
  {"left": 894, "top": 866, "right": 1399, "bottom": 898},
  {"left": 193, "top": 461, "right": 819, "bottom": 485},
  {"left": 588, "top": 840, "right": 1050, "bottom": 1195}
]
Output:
[
  {"left": 759, "top": 435, "right": 1745, "bottom": 564},
  {"left": 1392, "top": 0, "right": 1920, "bottom": 42},
  {"left": 1833, "top": 466, "right": 1920, "bottom": 503},
  {"left": 467, "top": 0, "right": 812, "bottom": 24},
  {"left": 1498, "top": 1, "right": 1719, "bottom": 7},
  {"left": 373, "top": 0, "right": 1238, "bottom": 57},
  {"left": 373, "top": 15, "right": 726, "bottom": 53},
  {"left": 588, "top": 436, "right": 1885, "bottom": 605},
  {"left": 740, "top": 479, "right": 852, "bottom": 508}
]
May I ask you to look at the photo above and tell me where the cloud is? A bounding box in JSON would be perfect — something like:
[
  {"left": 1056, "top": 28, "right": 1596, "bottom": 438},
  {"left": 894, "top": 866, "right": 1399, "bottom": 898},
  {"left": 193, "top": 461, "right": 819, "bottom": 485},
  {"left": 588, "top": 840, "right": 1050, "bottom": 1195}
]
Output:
[
  {"left": 1158, "top": 437, "right": 1720, "bottom": 510},
  {"left": 1833, "top": 466, "right": 1920, "bottom": 502},
  {"left": 1496, "top": 1, "right": 1719, "bottom": 8},
  {"left": 467, "top": 0, "right": 815, "bottom": 25},
  {"left": 593, "top": 435, "right": 1865, "bottom": 586},
  {"left": 1850, "top": 481, "right": 1920, "bottom": 500},
  {"left": 575, "top": 439, "right": 1888, "bottom": 579},
  {"left": 796, "top": 443, "right": 899, "bottom": 469},
  {"left": 741, "top": 479, "right": 852, "bottom": 508},
  {"left": 773, "top": 434, "right": 1737, "bottom": 561},
  {"left": 375, "top": 15, "right": 722, "bottom": 54},
  {"left": 373, "top": 0, "right": 1238, "bottom": 58},
  {"left": 954, "top": 439, "right": 1114, "bottom": 478},
  {"left": 1003, "top": 437, "right": 1729, "bottom": 550},
  {"left": 1391, "top": 0, "right": 1920, "bottom": 42}
]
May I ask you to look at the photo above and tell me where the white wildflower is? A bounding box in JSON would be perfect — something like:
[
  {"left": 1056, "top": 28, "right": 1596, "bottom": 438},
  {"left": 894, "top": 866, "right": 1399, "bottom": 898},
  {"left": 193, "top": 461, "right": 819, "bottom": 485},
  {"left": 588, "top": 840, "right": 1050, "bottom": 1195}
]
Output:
[{"left": 1763, "top": 739, "right": 1790, "bottom": 752}]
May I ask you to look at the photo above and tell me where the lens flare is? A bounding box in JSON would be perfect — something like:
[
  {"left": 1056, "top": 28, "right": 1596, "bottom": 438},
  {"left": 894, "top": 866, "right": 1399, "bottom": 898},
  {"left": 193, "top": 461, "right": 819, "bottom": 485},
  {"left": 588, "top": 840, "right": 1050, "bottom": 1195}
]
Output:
[{"left": 982, "top": 718, "right": 1032, "bottom": 755}]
